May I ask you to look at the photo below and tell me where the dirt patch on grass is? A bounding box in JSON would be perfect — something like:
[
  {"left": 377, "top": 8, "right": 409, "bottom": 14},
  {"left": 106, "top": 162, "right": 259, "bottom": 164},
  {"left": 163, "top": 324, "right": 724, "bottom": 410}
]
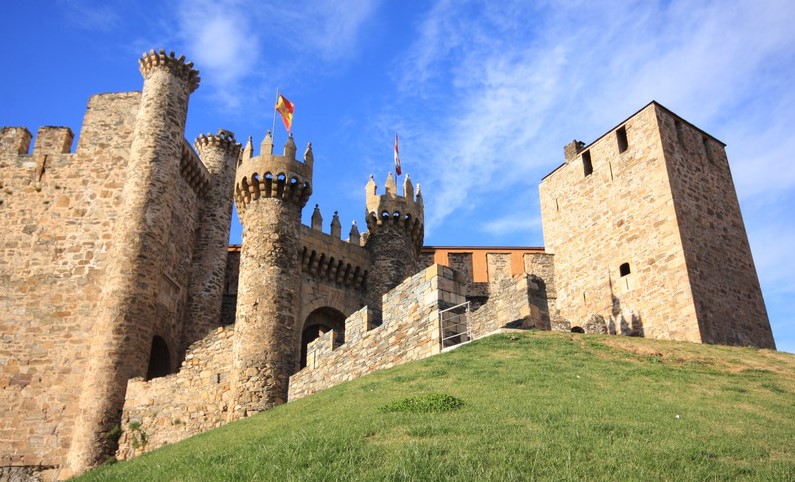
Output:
[{"left": 596, "top": 337, "right": 795, "bottom": 376}]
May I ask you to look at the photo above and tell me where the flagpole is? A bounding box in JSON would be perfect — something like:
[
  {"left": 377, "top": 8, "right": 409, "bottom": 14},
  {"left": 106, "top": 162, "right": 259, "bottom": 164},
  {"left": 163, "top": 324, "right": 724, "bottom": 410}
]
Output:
[{"left": 271, "top": 87, "right": 279, "bottom": 138}]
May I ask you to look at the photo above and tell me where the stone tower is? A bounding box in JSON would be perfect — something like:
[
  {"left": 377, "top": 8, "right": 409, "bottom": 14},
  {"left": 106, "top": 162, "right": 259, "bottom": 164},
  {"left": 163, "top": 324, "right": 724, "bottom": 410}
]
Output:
[
  {"left": 364, "top": 172, "right": 424, "bottom": 314},
  {"left": 68, "top": 50, "right": 201, "bottom": 472},
  {"left": 231, "top": 132, "right": 313, "bottom": 416},
  {"left": 181, "top": 130, "right": 241, "bottom": 354},
  {"left": 539, "top": 101, "right": 775, "bottom": 348}
]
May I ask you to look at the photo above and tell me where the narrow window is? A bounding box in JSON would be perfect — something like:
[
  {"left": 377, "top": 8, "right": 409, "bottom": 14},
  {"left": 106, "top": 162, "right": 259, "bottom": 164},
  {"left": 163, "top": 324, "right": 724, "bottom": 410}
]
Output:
[
  {"left": 616, "top": 126, "right": 628, "bottom": 153},
  {"left": 619, "top": 262, "right": 631, "bottom": 277},
  {"left": 555, "top": 198, "right": 560, "bottom": 212},
  {"left": 582, "top": 150, "right": 593, "bottom": 177}
]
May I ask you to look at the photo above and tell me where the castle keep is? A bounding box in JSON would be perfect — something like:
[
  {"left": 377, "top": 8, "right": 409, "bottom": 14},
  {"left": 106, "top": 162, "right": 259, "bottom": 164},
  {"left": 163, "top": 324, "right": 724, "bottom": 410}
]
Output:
[{"left": 0, "top": 51, "right": 775, "bottom": 480}]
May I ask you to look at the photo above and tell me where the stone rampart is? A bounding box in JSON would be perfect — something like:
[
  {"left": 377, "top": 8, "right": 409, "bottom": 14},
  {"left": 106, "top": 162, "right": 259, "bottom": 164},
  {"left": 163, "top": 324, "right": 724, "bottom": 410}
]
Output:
[
  {"left": 470, "top": 253, "right": 552, "bottom": 338},
  {"left": 0, "top": 92, "right": 139, "bottom": 478},
  {"left": 116, "top": 326, "right": 235, "bottom": 460},
  {"left": 288, "top": 264, "right": 465, "bottom": 400}
]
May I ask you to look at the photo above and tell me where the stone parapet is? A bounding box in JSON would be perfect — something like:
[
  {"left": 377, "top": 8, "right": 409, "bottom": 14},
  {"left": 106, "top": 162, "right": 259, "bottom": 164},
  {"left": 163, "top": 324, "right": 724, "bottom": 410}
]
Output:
[
  {"left": 117, "top": 327, "right": 235, "bottom": 460},
  {"left": 138, "top": 49, "right": 200, "bottom": 93},
  {"left": 234, "top": 132, "right": 312, "bottom": 213},
  {"left": 288, "top": 264, "right": 464, "bottom": 400},
  {"left": 471, "top": 274, "right": 552, "bottom": 338},
  {"left": 300, "top": 224, "right": 370, "bottom": 289}
]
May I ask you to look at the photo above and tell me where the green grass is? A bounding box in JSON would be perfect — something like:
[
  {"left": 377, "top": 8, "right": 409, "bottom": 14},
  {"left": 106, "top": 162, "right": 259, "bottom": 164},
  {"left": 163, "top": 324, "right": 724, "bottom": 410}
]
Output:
[{"left": 77, "top": 331, "right": 795, "bottom": 481}]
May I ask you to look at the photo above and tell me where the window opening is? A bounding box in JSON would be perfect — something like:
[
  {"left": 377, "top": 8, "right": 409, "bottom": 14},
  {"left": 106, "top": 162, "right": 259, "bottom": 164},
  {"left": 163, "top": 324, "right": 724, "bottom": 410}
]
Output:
[
  {"left": 616, "top": 126, "right": 628, "bottom": 153},
  {"left": 620, "top": 262, "right": 631, "bottom": 277},
  {"left": 582, "top": 151, "right": 593, "bottom": 177}
]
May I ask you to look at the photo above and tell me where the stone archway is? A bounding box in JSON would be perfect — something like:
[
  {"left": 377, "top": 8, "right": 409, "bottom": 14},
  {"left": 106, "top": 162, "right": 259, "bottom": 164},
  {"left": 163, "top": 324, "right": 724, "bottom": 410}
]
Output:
[
  {"left": 300, "top": 307, "right": 346, "bottom": 369},
  {"left": 146, "top": 335, "right": 171, "bottom": 380}
]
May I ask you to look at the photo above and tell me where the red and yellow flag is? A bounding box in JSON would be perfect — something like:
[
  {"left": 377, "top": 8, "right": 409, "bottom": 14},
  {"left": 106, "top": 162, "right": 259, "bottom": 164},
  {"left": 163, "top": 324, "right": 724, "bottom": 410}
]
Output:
[{"left": 275, "top": 94, "right": 295, "bottom": 131}]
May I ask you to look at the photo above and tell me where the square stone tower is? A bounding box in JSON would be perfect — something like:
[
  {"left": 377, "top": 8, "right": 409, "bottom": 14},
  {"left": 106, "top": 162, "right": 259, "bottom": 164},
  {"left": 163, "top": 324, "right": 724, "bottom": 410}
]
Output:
[{"left": 539, "top": 101, "right": 775, "bottom": 348}]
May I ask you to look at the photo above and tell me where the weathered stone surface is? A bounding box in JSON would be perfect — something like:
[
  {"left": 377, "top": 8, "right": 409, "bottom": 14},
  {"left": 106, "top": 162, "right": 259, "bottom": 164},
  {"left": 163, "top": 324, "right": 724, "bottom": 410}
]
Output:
[
  {"left": 583, "top": 314, "right": 608, "bottom": 334},
  {"left": 289, "top": 264, "right": 464, "bottom": 400},
  {"left": 0, "top": 53, "right": 775, "bottom": 482},
  {"left": 539, "top": 102, "right": 774, "bottom": 349}
]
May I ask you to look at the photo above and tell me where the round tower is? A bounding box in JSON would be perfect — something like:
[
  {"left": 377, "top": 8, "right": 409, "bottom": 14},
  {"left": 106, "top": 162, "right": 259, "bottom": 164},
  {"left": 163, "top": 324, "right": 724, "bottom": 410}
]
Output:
[
  {"left": 181, "top": 130, "right": 241, "bottom": 353},
  {"left": 364, "top": 172, "right": 424, "bottom": 313},
  {"left": 68, "top": 50, "right": 199, "bottom": 474},
  {"left": 231, "top": 132, "right": 312, "bottom": 417}
]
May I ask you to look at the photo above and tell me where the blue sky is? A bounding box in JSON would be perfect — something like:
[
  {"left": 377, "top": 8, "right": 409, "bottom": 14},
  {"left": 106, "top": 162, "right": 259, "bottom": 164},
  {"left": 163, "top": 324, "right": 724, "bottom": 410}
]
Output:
[{"left": 2, "top": 0, "right": 793, "bottom": 353}]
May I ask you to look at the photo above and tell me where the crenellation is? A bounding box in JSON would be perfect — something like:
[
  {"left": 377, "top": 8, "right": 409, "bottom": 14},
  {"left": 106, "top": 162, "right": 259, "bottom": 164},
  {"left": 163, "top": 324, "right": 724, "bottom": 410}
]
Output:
[
  {"left": 1, "top": 52, "right": 776, "bottom": 482},
  {"left": 330, "top": 211, "right": 342, "bottom": 238},
  {"left": 32, "top": 126, "right": 74, "bottom": 156},
  {"left": 138, "top": 49, "right": 200, "bottom": 93},
  {"left": 0, "top": 127, "right": 32, "bottom": 159}
]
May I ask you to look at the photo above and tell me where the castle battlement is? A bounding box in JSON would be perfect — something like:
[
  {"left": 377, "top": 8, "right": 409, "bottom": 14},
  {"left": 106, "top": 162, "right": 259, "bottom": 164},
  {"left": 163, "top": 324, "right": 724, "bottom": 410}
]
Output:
[
  {"left": 1, "top": 50, "right": 776, "bottom": 482},
  {"left": 234, "top": 132, "right": 312, "bottom": 212},
  {"left": 138, "top": 49, "right": 200, "bottom": 93},
  {"left": 364, "top": 172, "right": 424, "bottom": 247},
  {"left": 0, "top": 126, "right": 75, "bottom": 170},
  {"left": 300, "top": 223, "right": 369, "bottom": 290},
  {"left": 180, "top": 139, "right": 211, "bottom": 194}
]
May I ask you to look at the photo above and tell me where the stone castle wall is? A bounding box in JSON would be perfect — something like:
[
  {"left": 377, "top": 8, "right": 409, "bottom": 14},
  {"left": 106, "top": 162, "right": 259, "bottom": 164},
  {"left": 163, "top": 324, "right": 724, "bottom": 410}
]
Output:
[
  {"left": 470, "top": 253, "right": 555, "bottom": 338},
  {"left": 0, "top": 93, "right": 139, "bottom": 473},
  {"left": 540, "top": 103, "right": 700, "bottom": 341},
  {"left": 116, "top": 327, "right": 235, "bottom": 460},
  {"left": 656, "top": 107, "right": 775, "bottom": 348},
  {"left": 538, "top": 102, "right": 773, "bottom": 348},
  {"left": 288, "top": 264, "right": 465, "bottom": 400}
]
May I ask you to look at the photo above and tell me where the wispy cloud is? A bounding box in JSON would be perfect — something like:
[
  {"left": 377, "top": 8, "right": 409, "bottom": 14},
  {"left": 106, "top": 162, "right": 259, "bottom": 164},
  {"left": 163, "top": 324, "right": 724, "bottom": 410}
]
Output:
[
  {"left": 174, "top": 0, "right": 379, "bottom": 109},
  {"left": 384, "top": 0, "right": 795, "bottom": 238},
  {"left": 380, "top": 0, "right": 795, "bottom": 345}
]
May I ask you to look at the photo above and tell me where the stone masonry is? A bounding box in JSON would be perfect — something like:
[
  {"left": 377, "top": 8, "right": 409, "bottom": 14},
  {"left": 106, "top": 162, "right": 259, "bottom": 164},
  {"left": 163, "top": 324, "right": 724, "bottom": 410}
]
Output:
[
  {"left": 0, "top": 52, "right": 775, "bottom": 480},
  {"left": 539, "top": 102, "right": 774, "bottom": 348}
]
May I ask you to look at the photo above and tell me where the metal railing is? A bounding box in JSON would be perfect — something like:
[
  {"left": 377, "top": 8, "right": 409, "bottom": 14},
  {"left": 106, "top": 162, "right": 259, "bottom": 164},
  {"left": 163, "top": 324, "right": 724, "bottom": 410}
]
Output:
[{"left": 439, "top": 301, "right": 472, "bottom": 350}]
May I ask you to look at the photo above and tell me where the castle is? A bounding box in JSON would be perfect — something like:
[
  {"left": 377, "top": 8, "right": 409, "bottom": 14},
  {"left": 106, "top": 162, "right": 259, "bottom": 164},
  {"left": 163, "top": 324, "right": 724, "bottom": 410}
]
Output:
[{"left": 0, "top": 50, "right": 775, "bottom": 480}]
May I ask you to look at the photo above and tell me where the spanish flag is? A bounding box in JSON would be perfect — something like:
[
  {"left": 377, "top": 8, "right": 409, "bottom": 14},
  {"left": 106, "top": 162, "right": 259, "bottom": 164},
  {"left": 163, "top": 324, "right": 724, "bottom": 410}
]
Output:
[{"left": 275, "top": 94, "right": 294, "bottom": 132}]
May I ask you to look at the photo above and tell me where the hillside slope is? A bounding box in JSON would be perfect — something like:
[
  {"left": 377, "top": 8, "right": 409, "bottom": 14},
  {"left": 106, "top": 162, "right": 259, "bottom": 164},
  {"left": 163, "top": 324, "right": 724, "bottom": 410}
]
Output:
[{"left": 79, "top": 332, "right": 795, "bottom": 481}]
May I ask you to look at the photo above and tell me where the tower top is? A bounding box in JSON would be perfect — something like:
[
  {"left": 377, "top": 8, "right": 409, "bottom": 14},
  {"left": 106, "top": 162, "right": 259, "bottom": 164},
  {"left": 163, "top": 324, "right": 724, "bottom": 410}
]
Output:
[
  {"left": 234, "top": 131, "right": 314, "bottom": 214},
  {"left": 138, "top": 49, "right": 200, "bottom": 92},
  {"left": 364, "top": 172, "right": 424, "bottom": 248}
]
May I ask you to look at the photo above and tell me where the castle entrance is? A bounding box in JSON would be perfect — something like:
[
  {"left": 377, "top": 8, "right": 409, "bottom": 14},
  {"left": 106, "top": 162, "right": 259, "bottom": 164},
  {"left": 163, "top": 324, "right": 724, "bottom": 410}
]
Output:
[
  {"left": 146, "top": 335, "right": 171, "bottom": 380},
  {"left": 300, "top": 307, "right": 346, "bottom": 369}
]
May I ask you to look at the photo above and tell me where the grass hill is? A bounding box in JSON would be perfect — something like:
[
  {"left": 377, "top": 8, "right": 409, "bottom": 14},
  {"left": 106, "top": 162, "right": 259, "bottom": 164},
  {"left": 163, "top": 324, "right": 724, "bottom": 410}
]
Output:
[{"left": 78, "top": 331, "right": 795, "bottom": 481}]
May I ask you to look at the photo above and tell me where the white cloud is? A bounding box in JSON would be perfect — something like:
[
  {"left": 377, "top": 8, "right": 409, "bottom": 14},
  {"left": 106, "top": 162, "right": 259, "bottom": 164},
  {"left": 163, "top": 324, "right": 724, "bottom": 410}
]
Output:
[
  {"left": 385, "top": 0, "right": 795, "bottom": 245},
  {"left": 174, "top": 0, "right": 378, "bottom": 109}
]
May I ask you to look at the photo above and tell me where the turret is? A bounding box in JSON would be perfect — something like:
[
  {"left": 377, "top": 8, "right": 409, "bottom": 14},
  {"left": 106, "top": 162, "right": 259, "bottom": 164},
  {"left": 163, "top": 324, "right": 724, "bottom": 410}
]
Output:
[
  {"left": 330, "top": 211, "right": 342, "bottom": 239},
  {"left": 311, "top": 204, "right": 323, "bottom": 230},
  {"left": 231, "top": 130, "right": 313, "bottom": 417},
  {"left": 364, "top": 172, "right": 424, "bottom": 314},
  {"left": 182, "top": 130, "right": 241, "bottom": 353},
  {"left": 69, "top": 49, "right": 200, "bottom": 474}
]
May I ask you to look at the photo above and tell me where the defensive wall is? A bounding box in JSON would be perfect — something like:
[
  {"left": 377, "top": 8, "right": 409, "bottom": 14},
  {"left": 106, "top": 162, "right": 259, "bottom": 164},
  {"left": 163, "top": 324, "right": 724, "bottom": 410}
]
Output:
[
  {"left": 0, "top": 51, "right": 239, "bottom": 479},
  {"left": 0, "top": 50, "right": 777, "bottom": 480},
  {"left": 114, "top": 249, "right": 557, "bottom": 457}
]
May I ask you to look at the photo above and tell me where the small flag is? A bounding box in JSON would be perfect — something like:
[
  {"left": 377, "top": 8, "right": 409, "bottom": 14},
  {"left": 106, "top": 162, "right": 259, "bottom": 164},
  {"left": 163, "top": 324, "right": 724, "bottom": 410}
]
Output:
[
  {"left": 275, "top": 94, "right": 295, "bottom": 131},
  {"left": 394, "top": 132, "right": 402, "bottom": 176}
]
